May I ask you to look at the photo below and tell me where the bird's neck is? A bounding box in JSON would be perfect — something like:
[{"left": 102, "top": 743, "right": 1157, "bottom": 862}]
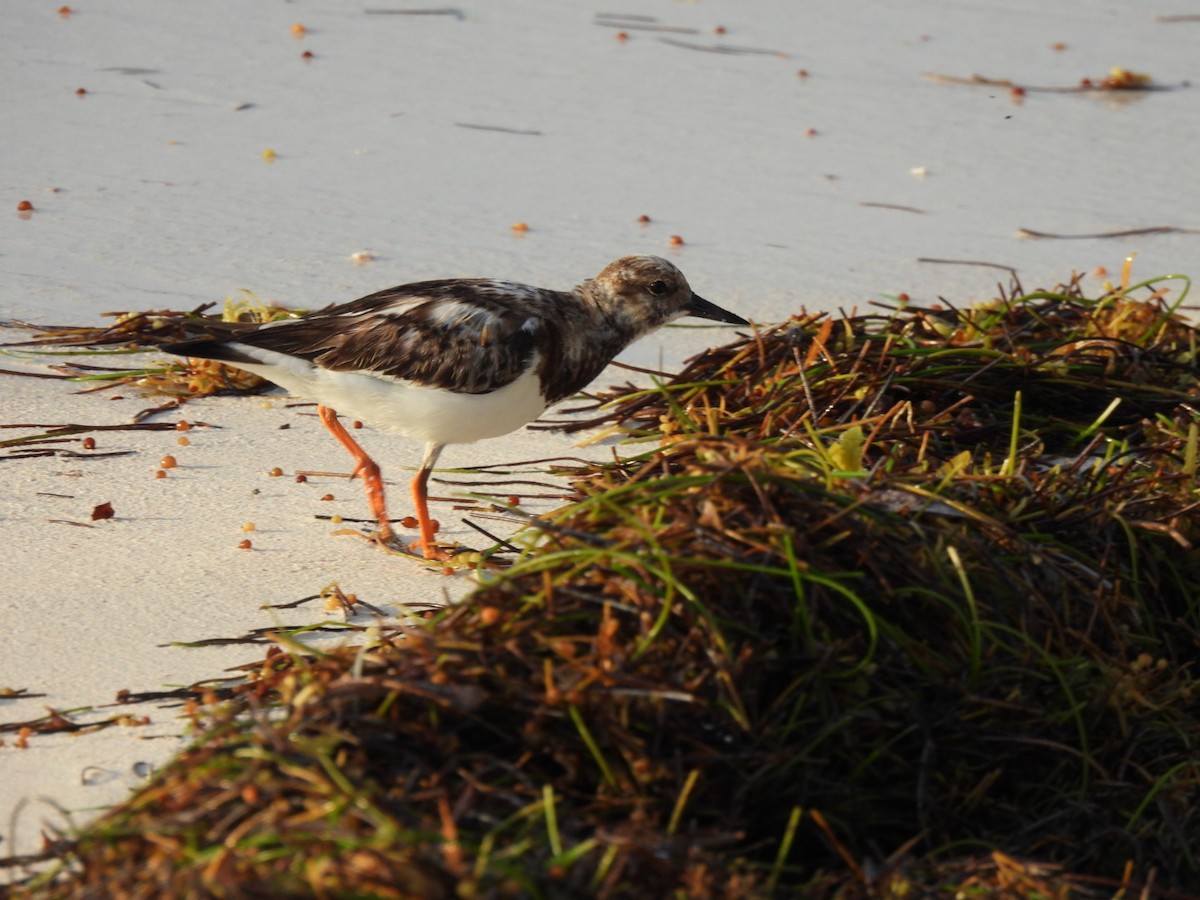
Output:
[{"left": 534, "top": 300, "right": 643, "bottom": 404}]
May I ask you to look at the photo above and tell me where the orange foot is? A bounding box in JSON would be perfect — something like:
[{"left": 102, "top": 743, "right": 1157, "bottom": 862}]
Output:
[{"left": 409, "top": 539, "right": 452, "bottom": 562}]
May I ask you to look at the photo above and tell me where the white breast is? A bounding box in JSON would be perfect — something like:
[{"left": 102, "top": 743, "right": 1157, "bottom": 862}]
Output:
[{"left": 217, "top": 344, "right": 549, "bottom": 446}]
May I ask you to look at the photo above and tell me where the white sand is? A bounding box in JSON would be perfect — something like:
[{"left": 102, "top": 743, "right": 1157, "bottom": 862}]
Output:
[
  {"left": 3, "top": 0, "right": 1198, "bottom": 863},
  {"left": 0, "top": 354, "right": 619, "bottom": 857}
]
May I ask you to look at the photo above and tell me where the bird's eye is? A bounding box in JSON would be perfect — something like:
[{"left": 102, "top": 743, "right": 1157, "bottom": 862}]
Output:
[{"left": 647, "top": 279, "right": 669, "bottom": 296}]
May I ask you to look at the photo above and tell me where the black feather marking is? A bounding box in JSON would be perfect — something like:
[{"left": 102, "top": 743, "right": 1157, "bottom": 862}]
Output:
[
  {"left": 162, "top": 338, "right": 262, "bottom": 367},
  {"left": 158, "top": 257, "right": 745, "bottom": 405}
]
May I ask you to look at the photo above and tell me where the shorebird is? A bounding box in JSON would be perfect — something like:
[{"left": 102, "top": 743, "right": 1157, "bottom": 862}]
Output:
[{"left": 164, "top": 255, "right": 747, "bottom": 560}]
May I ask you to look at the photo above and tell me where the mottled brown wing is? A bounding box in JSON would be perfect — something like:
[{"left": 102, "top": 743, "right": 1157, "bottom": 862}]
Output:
[{"left": 236, "top": 280, "right": 545, "bottom": 395}]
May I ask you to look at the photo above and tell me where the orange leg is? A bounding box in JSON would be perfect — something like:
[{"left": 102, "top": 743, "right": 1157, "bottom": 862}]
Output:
[
  {"left": 317, "top": 405, "right": 394, "bottom": 543},
  {"left": 410, "top": 442, "right": 447, "bottom": 560}
]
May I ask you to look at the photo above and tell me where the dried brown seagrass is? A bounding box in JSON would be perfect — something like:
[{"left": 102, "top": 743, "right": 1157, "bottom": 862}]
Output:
[{"left": 4, "top": 272, "right": 1199, "bottom": 897}]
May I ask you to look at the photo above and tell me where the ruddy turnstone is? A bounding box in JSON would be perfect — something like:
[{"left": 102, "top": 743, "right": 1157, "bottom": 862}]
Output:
[{"left": 164, "top": 255, "right": 747, "bottom": 560}]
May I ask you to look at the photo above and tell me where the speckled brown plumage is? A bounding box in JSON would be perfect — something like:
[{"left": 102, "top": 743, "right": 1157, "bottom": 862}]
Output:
[{"left": 163, "top": 255, "right": 747, "bottom": 560}]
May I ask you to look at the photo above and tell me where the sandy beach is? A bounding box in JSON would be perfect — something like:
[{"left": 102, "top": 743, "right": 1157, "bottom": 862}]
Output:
[{"left": 3, "top": 0, "right": 1198, "bottom": 864}]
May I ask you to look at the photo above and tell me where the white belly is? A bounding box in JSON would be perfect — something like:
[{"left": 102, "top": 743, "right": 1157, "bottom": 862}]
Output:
[{"left": 226, "top": 347, "right": 549, "bottom": 446}]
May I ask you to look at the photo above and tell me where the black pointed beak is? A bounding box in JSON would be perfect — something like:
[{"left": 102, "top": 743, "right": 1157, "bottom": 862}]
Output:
[{"left": 685, "top": 293, "right": 749, "bottom": 326}]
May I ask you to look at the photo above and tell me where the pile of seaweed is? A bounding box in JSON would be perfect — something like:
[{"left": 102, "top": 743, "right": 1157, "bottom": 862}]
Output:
[{"left": 7, "top": 273, "right": 1200, "bottom": 898}]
